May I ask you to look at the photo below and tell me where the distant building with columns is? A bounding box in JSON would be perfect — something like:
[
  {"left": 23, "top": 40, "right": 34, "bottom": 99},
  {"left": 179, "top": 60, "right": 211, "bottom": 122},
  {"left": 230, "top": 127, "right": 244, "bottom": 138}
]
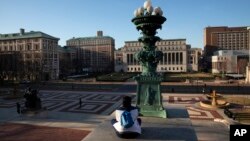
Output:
[
  {"left": 188, "top": 48, "right": 203, "bottom": 72},
  {"left": 115, "top": 39, "right": 200, "bottom": 73}
]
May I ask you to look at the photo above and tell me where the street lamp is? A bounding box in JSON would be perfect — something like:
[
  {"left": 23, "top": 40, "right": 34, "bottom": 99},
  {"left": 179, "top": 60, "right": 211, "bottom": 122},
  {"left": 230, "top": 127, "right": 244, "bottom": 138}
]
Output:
[{"left": 132, "top": 0, "right": 167, "bottom": 118}]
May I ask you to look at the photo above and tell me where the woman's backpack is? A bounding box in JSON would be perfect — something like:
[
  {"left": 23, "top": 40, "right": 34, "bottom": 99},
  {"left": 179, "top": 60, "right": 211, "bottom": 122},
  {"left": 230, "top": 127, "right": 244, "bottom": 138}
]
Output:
[{"left": 120, "top": 111, "right": 134, "bottom": 128}]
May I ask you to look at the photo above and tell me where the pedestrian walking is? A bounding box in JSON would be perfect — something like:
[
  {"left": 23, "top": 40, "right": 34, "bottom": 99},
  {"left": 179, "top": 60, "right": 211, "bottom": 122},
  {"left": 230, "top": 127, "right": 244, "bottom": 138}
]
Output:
[
  {"left": 171, "top": 88, "right": 175, "bottom": 93},
  {"left": 202, "top": 88, "right": 205, "bottom": 95},
  {"left": 16, "top": 102, "right": 21, "bottom": 114},
  {"left": 79, "top": 98, "right": 82, "bottom": 108}
]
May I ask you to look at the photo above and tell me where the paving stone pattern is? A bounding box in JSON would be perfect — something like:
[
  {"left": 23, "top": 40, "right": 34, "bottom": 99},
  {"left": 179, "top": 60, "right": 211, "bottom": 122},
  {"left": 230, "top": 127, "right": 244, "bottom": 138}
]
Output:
[
  {"left": 0, "top": 91, "right": 134, "bottom": 115},
  {"left": 168, "top": 95, "right": 224, "bottom": 120}
]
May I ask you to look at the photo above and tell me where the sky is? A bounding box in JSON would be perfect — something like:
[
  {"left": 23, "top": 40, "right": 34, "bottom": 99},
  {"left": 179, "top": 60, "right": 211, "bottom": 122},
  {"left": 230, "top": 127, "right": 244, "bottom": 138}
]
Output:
[{"left": 1, "top": 0, "right": 250, "bottom": 49}]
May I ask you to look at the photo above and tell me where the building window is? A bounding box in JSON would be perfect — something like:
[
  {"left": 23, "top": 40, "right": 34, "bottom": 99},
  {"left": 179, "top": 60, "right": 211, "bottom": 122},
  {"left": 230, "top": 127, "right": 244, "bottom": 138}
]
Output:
[
  {"left": 168, "top": 53, "right": 171, "bottom": 64},
  {"left": 127, "top": 54, "right": 129, "bottom": 64},
  {"left": 35, "top": 44, "right": 39, "bottom": 50},
  {"left": 172, "top": 53, "right": 175, "bottom": 64},
  {"left": 34, "top": 53, "right": 40, "bottom": 58},
  {"left": 180, "top": 52, "right": 183, "bottom": 64},
  {"left": 27, "top": 44, "right": 31, "bottom": 50},
  {"left": 26, "top": 54, "right": 31, "bottom": 59}
]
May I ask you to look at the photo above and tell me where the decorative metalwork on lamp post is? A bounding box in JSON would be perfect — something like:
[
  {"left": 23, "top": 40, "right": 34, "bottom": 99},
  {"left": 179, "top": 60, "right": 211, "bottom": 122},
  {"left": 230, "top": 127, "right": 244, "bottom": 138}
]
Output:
[{"left": 132, "top": 0, "right": 167, "bottom": 118}]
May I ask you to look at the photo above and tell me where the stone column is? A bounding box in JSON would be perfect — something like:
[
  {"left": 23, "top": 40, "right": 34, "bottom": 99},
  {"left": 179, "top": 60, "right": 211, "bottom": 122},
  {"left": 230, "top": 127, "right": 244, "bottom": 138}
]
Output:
[
  {"left": 246, "top": 64, "right": 250, "bottom": 84},
  {"left": 169, "top": 52, "right": 172, "bottom": 65}
]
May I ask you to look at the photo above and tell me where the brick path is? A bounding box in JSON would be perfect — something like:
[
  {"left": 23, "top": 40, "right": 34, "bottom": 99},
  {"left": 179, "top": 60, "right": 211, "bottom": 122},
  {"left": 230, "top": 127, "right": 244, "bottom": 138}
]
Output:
[{"left": 0, "top": 123, "right": 90, "bottom": 141}]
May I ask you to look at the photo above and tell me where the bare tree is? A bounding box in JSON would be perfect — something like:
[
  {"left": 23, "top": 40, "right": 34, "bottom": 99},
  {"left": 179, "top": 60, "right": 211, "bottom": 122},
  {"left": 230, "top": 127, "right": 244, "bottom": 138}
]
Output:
[{"left": 0, "top": 51, "right": 22, "bottom": 82}]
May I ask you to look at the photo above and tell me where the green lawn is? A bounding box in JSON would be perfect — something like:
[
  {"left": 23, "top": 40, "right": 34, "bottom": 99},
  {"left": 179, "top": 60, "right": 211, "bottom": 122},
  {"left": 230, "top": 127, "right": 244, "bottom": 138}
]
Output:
[
  {"left": 95, "top": 72, "right": 217, "bottom": 82},
  {"left": 96, "top": 72, "right": 139, "bottom": 82},
  {"left": 163, "top": 73, "right": 215, "bottom": 82}
]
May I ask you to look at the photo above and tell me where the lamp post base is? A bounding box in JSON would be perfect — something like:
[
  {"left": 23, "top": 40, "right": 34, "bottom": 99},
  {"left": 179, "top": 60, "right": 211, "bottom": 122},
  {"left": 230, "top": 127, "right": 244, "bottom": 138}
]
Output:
[
  {"left": 139, "top": 106, "right": 167, "bottom": 118},
  {"left": 134, "top": 75, "right": 167, "bottom": 118}
]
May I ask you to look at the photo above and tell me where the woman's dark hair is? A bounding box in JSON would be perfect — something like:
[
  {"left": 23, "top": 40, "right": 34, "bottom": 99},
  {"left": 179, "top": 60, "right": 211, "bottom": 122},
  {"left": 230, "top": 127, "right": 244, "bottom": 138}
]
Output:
[{"left": 122, "top": 96, "right": 132, "bottom": 108}]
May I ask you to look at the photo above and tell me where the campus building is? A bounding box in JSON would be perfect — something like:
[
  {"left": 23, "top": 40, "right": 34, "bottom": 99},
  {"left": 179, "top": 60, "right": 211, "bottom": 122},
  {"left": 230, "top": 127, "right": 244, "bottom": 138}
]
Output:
[
  {"left": 211, "top": 50, "right": 249, "bottom": 74},
  {"left": 57, "top": 46, "right": 77, "bottom": 77},
  {"left": 66, "top": 31, "right": 115, "bottom": 72},
  {"left": 188, "top": 48, "right": 203, "bottom": 72},
  {"left": 0, "top": 28, "right": 59, "bottom": 80},
  {"left": 204, "top": 26, "right": 250, "bottom": 57},
  {"left": 115, "top": 39, "right": 200, "bottom": 73},
  {"left": 114, "top": 48, "right": 123, "bottom": 72}
]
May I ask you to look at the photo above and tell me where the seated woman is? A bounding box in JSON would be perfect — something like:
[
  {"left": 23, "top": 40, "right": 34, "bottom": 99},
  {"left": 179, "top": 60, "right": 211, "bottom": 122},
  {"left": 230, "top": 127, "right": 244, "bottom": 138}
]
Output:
[{"left": 111, "top": 96, "right": 141, "bottom": 138}]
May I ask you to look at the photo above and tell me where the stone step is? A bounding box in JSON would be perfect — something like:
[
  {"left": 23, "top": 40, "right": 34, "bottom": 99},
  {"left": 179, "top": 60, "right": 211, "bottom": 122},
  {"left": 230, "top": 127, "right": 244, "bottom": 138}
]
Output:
[
  {"left": 83, "top": 106, "right": 198, "bottom": 141},
  {"left": 82, "top": 117, "right": 197, "bottom": 141}
]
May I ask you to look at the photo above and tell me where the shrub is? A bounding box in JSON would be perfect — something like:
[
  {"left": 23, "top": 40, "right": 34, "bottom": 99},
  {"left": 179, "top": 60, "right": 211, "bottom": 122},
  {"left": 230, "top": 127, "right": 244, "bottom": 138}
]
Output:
[{"left": 96, "top": 72, "right": 138, "bottom": 82}]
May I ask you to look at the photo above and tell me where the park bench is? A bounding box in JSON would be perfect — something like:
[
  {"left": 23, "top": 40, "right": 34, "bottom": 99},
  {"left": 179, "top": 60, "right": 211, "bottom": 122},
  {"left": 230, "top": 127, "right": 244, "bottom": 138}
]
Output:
[
  {"left": 224, "top": 108, "right": 250, "bottom": 121},
  {"left": 224, "top": 108, "right": 233, "bottom": 118},
  {"left": 232, "top": 113, "right": 250, "bottom": 121}
]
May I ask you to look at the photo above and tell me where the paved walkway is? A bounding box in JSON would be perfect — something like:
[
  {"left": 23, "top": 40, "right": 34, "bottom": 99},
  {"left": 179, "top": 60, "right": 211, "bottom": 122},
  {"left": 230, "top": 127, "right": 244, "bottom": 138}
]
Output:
[
  {"left": 0, "top": 89, "right": 244, "bottom": 141},
  {"left": 0, "top": 90, "right": 134, "bottom": 131},
  {"left": 83, "top": 106, "right": 198, "bottom": 141},
  {"left": 0, "top": 123, "right": 90, "bottom": 141}
]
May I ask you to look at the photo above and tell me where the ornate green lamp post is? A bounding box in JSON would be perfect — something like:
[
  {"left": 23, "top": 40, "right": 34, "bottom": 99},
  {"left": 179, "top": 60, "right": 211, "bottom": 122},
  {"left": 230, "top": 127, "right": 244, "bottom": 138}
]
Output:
[{"left": 132, "top": 0, "right": 167, "bottom": 118}]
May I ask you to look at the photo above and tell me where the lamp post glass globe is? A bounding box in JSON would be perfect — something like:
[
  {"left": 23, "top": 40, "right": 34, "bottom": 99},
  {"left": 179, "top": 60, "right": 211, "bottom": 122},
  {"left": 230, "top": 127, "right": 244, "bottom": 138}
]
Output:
[
  {"left": 134, "top": 1, "right": 164, "bottom": 17},
  {"left": 144, "top": 0, "right": 152, "bottom": 9},
  {"left": 134, "top": 9, "right": 139, "bottom": 17},
  {"left": 137, "top": 7, "right": 144, "bottom": 16},
  {"left": 146, "top": 6, "right": 153, "bottom": 14},
  {"left": 154, "top": 7, "right": 163, "bottom": 16}
]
